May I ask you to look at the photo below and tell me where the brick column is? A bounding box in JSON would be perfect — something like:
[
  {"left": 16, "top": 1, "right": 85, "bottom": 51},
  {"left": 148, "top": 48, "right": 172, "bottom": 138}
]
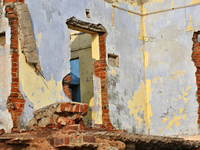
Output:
[
  {"left": 5, "top": 1, "right": 25, "bottom": 131},
  {"left": 93, "top": 33, "right": 114, "bottom": 130}
]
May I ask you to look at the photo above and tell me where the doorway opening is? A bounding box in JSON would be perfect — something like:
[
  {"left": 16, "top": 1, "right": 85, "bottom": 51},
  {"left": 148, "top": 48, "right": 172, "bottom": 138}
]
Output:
[
  {"left": 69, "top": 30, "right": 94, "bottom": 105},
  {"left": 63, "top": 17, "right": 114, "bottom": 129}
]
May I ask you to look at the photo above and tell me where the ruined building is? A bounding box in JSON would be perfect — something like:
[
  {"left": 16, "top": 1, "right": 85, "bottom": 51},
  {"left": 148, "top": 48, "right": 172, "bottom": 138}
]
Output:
[{"left": 1, "top": 0, "right": 200, "bottom": 143}]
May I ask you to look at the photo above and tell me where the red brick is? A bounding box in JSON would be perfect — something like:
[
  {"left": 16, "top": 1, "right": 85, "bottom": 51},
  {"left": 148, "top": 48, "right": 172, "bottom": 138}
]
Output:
[
  {"left": 99, "top": 40, "right": 105, "bottom": 45},
  {"left": 74, "top": 104, "right": 80, "bottom": 112},
  {"left": 103, "top": 113, "right": 109, "bottom": 118},
  {"left": 18, "top": 0, "right": 24, "bottom": 3},
  {"left": 99, "top": 36, "right": 105, "bottom": 41},
  {"left": 10, "top": 93, "right": 18, "bottom": 97},
  {"left": 12, "top": 62, "right": 18, "bottom": 68},
  {"left": 102, "top": 101, "right": 107, "bottom": 106},
  {"left": 100, "top": 72, "right": 106, "bottom": 76},
  {"left": 55, "top": 137, "right": 63, "bottom": 146},
  {"left": 11, "top": 39, "right": 18, "bottom": 44},
  {"left": 103, "top": 109, "right": 109, "bottom": 113},
  {"left": 12, "top": 83, "right": 19, "bottom": 88},
  {"left": 64, "top": 136, "right": 69, "bottom": 144},
  {"left": 11, "top": 43, "right": 18, "bottom": 49},
  {"left": 4, "top": 0, "right": 17, "bottom": 3},
  {"left": 14, "top": 103, "right": 24, "bottom": 108},
  {"left": 12, "top": 56, "right": 18, "bottom": 63},
  {"left": 8, "top": 107, "right": 23, "bottom": 113},
  {"left": 57, "top": 117, "right": 75, "bottom": 125},
  {"left": 100, "top": 64, "right": 106, "bottom": 67},
  {"left": 68, "top": 131, "right": 76, "bottom": 135},
  {"left": 11, "top": 88, "right": 19, "bottom": 92},
  {"left": 94, "top": 64, "right": 100, "bottom": 69},
  {"left": 10, "top": 112, "right": 22, "bottom": 117},
  {"left": 12, "top": 116, "right": 18, "bottom": 122},
  {"left": 83, "top": 135, "right": 96, "bottom": 143},
  {"left": 79, "top": 105, "right": 84, "bottom": 112},
  {"left": 94, "top": 72, "right": 100, "bottom": 77},
  {"left": 12, "top": 78, "right": 19, "bottom": 82},
  {"left": 61, "top": 103, "right": 65, "bottom": 111},
  {"left": 8, "top": 98, "right": 25, "bottom": 103},
  {"left": 50, "top": 117, "right": 54, "bottom": 124},
  {"left": 94, "top": 68, "right": 103, "bottom": 73},
  {"left": 78, "top": 120, "right": 84, "bottom": 126},
  {"left": 12, "top": 68, "right": 18, "bottom": 72},
  {"left": 80, "top": 125, "right": 84, "bottom": 131},
  {"left": 63, "top": 125, "right": 79, "bottom": 131},
  {"left": 106, "top": 123, "right": 112, "bottom": 126},
  {"left": 11, "top": 29, "right": 17, "bottom": 35},
  {"left": 193, "top": 51, "right": 200, "bottom": 55}
]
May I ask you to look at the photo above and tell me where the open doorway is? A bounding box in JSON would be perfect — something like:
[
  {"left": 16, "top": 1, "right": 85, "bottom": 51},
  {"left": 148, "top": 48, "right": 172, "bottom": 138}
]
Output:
[
  {"left": 63, "top": 17, "right": 114, "bottom": 129},
  {"left": 69, "top": 30, "right": 94, "bottom": 104}
]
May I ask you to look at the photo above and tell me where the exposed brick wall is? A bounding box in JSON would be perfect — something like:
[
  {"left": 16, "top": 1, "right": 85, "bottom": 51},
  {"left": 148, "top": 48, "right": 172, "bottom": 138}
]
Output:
[
  {"left": 94, "top": 33, "right": 114, "bottom": 130},
  {"left": 5, "top": 1, "right": 25, "bottom": 130},
  {"left": 63, "top": 74, "right": 71, "bottom": 99},
  {"left": 192, "top": 32, "right": 200, "bottom": 126}
]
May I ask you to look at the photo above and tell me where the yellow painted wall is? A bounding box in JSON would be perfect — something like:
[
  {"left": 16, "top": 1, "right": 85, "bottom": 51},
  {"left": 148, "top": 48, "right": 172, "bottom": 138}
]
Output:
[{"left": 19, "top": 40, "right": 65, "bottom": 109}]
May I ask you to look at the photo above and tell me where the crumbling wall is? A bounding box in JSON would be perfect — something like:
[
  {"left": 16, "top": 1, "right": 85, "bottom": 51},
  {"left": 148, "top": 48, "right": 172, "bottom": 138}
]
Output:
[{"left": 0, "top": 0, "right": 13, "bottom": 133}]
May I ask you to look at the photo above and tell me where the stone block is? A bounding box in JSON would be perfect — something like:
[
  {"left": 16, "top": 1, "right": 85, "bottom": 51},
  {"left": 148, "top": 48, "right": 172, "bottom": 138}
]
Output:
[
  {"left": 22, "top": 26, "right": 33, "bottom": 36},
  {"left": 15, "top": 3, "right": 28, "bottom": 11},
  {"left": 18, "top": 11, "right": 30, "bottom": 19}
]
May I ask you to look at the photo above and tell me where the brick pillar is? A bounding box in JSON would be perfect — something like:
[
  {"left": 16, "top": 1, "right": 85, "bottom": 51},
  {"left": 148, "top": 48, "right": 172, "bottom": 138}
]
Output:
[
  {"left": 192, "top": 32, "right": 200, "bottom": 126},
  {"left": 93, "top": 33, "right": 114, "bottom": 130},
  {"left": 5, "top": 1, "right": 25, "bottom": 131}
]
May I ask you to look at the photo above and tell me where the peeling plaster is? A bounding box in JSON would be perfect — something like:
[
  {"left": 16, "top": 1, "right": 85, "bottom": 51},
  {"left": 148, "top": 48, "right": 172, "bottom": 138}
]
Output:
[
  {"left": 166, "top": 116, "right": 181, "bottom": 129},
  {"left": 186, "top": 15, "right": 194, "bottom": 31},
  {"left": 19, "top": 40, "right": 65, "bottom": 109},
  {"left": 37, "top": 33, "right": 42, "bottom": 43},
  {"left": 190, "top": 0, "right": 200, "bottom": 5},
  {"left": 128, "top": 80, "right": 152, "bottom": 129},
  {"left": 171, "top": 0, "right": 174, "bottom": 8},
  {"left": 0, "top": 109, "right": 13, "bottom": 133}
]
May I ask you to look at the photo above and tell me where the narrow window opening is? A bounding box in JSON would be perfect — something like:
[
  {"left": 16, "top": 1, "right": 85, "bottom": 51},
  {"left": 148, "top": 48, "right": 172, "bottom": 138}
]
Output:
[
  {"left": 85, "top": 9, "right": 90, "bottom": 19},
  {"left": 0, "top": 32, "right": 5, "bottom": 45},
  {"left": 108, "top": 53, "right": 119, "bottom": 67}
]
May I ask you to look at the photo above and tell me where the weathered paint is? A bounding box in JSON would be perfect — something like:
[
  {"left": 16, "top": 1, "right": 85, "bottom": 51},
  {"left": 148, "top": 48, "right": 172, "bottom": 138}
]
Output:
[
  {"left": 186, "top": 15, "right": 194, "bottom": 31},
  {"left": 0, "top": 0, "right": 199, "bottom": 136},
  {"left": 19, "top": 40, "right": 67, "bottom": 127},
  {"left": 0, "top": 2, "right": 13, "bottom": 132},
  {"left": 144, "top": 0, "right": 199, "bottom": 136}
]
